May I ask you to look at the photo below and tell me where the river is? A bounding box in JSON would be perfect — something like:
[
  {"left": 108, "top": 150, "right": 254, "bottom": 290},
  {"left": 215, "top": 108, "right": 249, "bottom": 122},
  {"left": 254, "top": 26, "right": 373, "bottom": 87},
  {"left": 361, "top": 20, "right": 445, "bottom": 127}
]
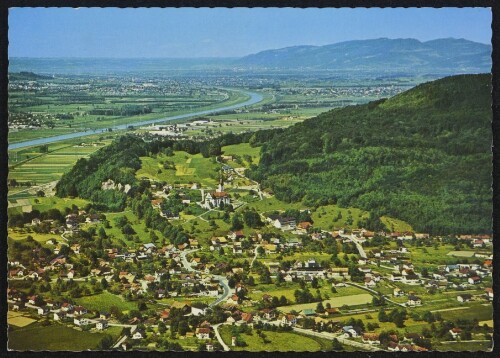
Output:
[{"left": 8, "top": 89, "right": 263, "bottom": 150}]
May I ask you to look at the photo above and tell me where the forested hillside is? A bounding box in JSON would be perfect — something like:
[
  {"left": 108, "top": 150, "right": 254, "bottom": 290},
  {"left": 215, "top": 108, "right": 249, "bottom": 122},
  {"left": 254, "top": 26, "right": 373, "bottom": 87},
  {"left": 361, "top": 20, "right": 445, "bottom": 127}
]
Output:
[{"left": 248, "top": 74, "right": 492, "bottom": 234}]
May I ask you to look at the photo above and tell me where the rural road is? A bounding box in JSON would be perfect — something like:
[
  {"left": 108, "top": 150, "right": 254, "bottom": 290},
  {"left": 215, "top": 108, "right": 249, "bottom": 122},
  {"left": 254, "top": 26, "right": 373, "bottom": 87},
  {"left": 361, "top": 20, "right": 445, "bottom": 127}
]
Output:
[
  {"left": 250, "top": 245, "right": 261, "bottom": 268},
  {"left": 213, "top": 323, "right": 231, "bottom": 351},
  {"left": 178, "top": 248, "right": 232, "bottom": 307},
  {"left": 9, "top": 89, "right": 264, "bottom": 150},
  {"left": 340, "top": 234, "right": 367, "bottom": 259}
]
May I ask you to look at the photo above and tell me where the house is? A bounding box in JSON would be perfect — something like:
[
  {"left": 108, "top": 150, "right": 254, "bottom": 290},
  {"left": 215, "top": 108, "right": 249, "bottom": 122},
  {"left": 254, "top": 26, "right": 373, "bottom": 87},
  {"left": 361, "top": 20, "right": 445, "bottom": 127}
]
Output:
[
  {"left": 260, "top": 308, "right": 277, "bottom": 320},
  {"left": 330, "top": 267, "right": 349, "bottom": 277},
  {"left": 468, "top": 276, "right": 481, "bottom": 285},
  {"left": 12, "top": 302, "right": 26, "bottom": 311},
  {"left": 449, "top": 328, "right": 462, "bottom": 339},
  {"left": 73, "top": 317, "right": 89, "bottom": 326},
  {"left": 485, "top": 288, "right": 493, "bottom": 300},
  {"left": 232, "top": 242, "right": 243, "bottom": 254},
  {"left": 362, "top": 333, "right": 380, "bottom": 345},
  {"left": 132, "top": 330, "right": 145, "bottom": 340},
  {"left": 324, "top": 308, "right": 340, "bottom": 316},
  {"left": 281, "top": 314, "right": 297, "bottom": 326},
  {"left": 37, "top": 306, "right": 50, "bottom": 315},
  {"left": 227, "top": 294, "right": 240, "bottom": 305},
  {"left": 54, "top": 311, "right": 67, "bottom": 321},
  {"left": 273, "top": 217, "right": 296, "bottom": 231},
  {"left": 301, "top": 309, "right": 316, "bottom": 317},
  {"left": 297, "top": 221, "right": 313, "bottom": 230},
  {"left": 241, "top": 312, "right": 253, "bottom": 323},
  {"left": 457, "top": 294, "right": 473, "bottom": 303},
  {"left": 364, "top": 277, "right": 377, "bottom": 287},
  {"left": 403, "top": 332, "right": 421, "bottom": 343},
  {"left": 393, "top": 288, "right": 404, "bottom": 297},
  {"left": 170, "top": 301, "right": 191, "bottom": 313},
  {"left": 263, "top": 244, "right": 277, "bottom": 254},
  {"left": 74, "top": 306, "right": 87, "bottom": 316},
  {"left": 61, "top": 302, "right": 74, "bottom": 312},
  {"left": 159, "top": 309, "right": 170, "bottom": 322},
  {"left": 342, "top": 326, "right": 358, "bottom": 337},
  {"left": 191, "top": 303, "right": 209, "bottom": 316},
  {"left": 99, "top": 312, "right": 111, "bottom": 320},
  {"left": 28, "top": 295, "right": 39, "bottom": 305},
  {"left": 195, "top": 327, "right": 211, "bottom": 340},
  {"left": 407, "top": 295, "right": 422, "bottom": 307},
  {"left": 96, "top": 320, "right": 108, "bottom": 330}
]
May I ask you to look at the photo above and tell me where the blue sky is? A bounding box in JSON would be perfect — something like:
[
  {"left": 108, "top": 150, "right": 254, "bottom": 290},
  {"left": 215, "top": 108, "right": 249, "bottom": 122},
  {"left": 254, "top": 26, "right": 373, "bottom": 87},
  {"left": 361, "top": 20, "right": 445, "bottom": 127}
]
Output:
[{"left": 9, "top": 7, "right": 491, "bottom": 58}]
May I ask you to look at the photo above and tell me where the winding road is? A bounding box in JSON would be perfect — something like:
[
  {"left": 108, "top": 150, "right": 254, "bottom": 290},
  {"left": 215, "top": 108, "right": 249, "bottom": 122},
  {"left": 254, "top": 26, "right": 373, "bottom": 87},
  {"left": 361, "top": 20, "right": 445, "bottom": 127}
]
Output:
[
  {"left": 9, "top": 89, "right": 264, "bottom": 150},
  {"left": 178, "top": 249, "right": 232, "bottom": 307}
]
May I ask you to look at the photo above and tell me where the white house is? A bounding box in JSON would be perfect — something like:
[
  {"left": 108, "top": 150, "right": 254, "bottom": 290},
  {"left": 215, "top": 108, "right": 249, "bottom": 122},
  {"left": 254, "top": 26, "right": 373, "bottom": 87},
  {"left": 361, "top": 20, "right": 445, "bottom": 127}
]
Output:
[
  {"left": 195, "top": 327, "right": 210, "bottom": 339},
  {"left": 74, "top": 317, "right": 89, "bottom": 326},
  {"left": 96, "top": 320, "right": 108, "bottom": 330}
]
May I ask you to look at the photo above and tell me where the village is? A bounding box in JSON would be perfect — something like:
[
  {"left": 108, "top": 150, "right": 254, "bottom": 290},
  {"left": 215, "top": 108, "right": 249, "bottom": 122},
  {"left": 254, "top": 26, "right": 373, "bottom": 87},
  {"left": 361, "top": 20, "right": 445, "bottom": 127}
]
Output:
[{"left": 7, "top": 155, "right": 494, "bottom": 351}]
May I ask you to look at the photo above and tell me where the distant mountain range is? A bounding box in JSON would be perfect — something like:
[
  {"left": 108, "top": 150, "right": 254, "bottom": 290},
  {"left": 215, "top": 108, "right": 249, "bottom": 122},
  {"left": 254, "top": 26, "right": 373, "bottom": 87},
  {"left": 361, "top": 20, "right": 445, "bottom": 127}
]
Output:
[
  {"left": 236, "top": 38, "right": 491, "bottom": 72},
  {"left": 9, "top": 38, "right": 491, "bottom": 75}
]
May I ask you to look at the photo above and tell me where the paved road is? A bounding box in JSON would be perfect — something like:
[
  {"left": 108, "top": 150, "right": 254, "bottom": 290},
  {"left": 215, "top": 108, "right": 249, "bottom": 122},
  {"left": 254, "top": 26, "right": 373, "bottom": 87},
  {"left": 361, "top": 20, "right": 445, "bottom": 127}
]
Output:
[
  {"left": 265, "top": 320, "right": 379, "bottom": 351},
  {"left": 178, "top": 248, "right": 232, "bottom": 307},
  {"left": 340, "top": 234, "right": 367, "bottom": 259},
  {"left": 9, "top": 89, "right": 264, "bottom": 150},
  {"left": 345, "top": 282, "right": 406, "bottom": 307},
  {"left": 210, "top": 275, "right": 231, "bottom": 307},
  {"left": 250, "top": 245, "right": 260, "bottom": 268},
  {"left": 213, "top": 323, "right": 231, "bottom": 351}
]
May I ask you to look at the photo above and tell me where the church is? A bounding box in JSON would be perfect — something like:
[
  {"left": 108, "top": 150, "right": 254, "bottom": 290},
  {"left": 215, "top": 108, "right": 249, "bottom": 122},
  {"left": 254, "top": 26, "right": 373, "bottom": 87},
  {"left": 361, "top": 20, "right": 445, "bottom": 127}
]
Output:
[{"left": 202, "top": 178, "right": 231, "bottom": 209}]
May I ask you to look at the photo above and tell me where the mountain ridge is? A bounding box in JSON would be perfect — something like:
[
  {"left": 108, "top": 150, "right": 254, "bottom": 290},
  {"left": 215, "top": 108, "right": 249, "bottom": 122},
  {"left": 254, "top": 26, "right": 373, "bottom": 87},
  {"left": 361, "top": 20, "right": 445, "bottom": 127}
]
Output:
[{"left": 236, "top": 38, "right": 491, "bottom": 72}]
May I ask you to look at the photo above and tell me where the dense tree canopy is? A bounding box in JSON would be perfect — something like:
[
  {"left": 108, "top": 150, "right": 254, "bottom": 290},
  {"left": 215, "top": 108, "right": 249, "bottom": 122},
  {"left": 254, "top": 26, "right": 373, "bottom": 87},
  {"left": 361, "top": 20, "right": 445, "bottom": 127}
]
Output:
[{"left": 249, "top": 74, "right": 492, "bottom": 234}]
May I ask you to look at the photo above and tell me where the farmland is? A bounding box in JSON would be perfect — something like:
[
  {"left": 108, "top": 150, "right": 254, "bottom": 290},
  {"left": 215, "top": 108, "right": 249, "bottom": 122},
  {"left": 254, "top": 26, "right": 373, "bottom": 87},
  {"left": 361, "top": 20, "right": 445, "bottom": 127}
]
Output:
[
  {"left": 8, "top": 322, "right": 122, "bottom": 351},
  {"left": 219, "top": 325, "right": 324, "bottom": 352}
]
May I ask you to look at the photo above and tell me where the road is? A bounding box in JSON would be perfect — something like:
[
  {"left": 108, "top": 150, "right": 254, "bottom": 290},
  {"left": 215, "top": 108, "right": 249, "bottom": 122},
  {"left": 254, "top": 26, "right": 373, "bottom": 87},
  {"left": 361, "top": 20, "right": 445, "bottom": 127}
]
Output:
[
  {"left": 265, "top": 320, "right": 380, "bottom": 351},
  {"left": 9, "top": 89, "right": 264, "bottom": 150},
  {"left": 345, "top": 282, "right": 406, "bottom": 307},
  {"left": 340, "top": 234, "right": 367, "bottom": 259},
  {"left": 250, "top": 245, "right": 261, "bottom": 268},
  {"left": 178, "top": 248, "right": 232, "bottom": 307},
  {"left": 213, "top": 323, "right": 231, "bottom": 351}
]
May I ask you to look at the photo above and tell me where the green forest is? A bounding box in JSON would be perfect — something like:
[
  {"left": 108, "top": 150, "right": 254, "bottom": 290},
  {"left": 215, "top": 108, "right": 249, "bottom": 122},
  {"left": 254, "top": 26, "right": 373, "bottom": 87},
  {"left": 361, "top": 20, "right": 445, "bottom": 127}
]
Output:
[{"left": 248, "top": 74, "right": 492, "bottom": 235}]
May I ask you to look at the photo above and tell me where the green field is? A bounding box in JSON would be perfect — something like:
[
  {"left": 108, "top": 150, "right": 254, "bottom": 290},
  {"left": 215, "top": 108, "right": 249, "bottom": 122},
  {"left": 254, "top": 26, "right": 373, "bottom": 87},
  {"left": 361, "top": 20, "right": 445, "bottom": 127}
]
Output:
[
  {"left": 433, "top": 341, "right": 492, "bottom": 352},
  {"left": 73, "top": 291, "right": 138, "bottom": 313},
  {"left": 8, "top": 144, "right": 105, "bottom": 185},
  {"left": 8, "top": 322, "right": 121, "bottom": 351},
  {"left": 278, "top": 293, "right": 373, "bottom": 313},
  {"left": 222, "top": 143, "right": 262, "bottom": 167},
  {"left": 136, "top": 151, "right": 220, "bottom": 187},
  {"left": 219, "top": 325, "right": 323, "bottom": 352}
]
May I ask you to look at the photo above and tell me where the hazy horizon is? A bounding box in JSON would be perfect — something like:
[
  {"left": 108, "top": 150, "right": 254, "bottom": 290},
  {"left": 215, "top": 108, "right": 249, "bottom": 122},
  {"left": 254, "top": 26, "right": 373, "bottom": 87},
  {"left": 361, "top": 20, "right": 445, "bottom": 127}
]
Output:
[
  {"left": 9, "top": 8, "right": 491, "bottom": 58},
  {"left": 8, "top": 36, "right": 491, "bottom": 60}
]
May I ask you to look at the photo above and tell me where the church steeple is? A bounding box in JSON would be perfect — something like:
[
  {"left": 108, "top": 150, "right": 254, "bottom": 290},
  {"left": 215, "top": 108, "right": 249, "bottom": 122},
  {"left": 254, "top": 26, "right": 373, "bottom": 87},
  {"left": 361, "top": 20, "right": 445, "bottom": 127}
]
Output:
[{"left": 217, "top": 176, "right": 224, "bottom": 193}]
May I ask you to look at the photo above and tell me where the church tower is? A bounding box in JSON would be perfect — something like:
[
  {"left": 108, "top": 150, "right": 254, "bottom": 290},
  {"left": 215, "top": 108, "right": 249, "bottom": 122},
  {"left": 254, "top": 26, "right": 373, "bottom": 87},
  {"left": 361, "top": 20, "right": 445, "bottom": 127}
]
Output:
[{"left": 216, "top": 176, "right": 224, "bottom": 193}]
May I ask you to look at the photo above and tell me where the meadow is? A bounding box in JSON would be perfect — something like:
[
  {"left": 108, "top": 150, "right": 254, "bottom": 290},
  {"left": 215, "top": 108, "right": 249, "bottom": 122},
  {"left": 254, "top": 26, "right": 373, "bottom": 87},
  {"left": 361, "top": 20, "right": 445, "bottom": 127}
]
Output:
[
  {"left": 8, "top": 322, "right": 121, "bottom": 351},
  {"left": 219, "top": 324, "right": 324, "bottom": 352}
]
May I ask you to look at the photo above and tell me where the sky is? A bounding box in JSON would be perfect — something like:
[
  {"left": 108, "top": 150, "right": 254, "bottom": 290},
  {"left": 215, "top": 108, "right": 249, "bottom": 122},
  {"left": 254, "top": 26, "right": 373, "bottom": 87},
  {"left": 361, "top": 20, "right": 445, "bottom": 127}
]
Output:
[{"left": 8, "top": 7, "right": 492, "bottom": 58}]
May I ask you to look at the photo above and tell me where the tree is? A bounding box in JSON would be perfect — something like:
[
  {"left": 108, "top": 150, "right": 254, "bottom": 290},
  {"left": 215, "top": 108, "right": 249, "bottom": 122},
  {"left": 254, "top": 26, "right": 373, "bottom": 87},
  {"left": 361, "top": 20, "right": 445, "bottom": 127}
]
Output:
[
  {"left": 98, "top": 334, "right": 114, "bottom": 349},
  {"left": 231, "top": 213, "right": 244, "bottom": 231},
  {"left": 332, "top": 338, "right": 343, "bottom": 351},
  {"left": 178, "top": 321, "right": 190, "bottom": 336},
  {"left": 243, "top": 210, "right": 263, "bottom": 228},
  {"left": 316, "top": 302, "right": 325, "bottom": 313},
  {"left": 378, "top": 308, "right": 389, "bottom": 322}
]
